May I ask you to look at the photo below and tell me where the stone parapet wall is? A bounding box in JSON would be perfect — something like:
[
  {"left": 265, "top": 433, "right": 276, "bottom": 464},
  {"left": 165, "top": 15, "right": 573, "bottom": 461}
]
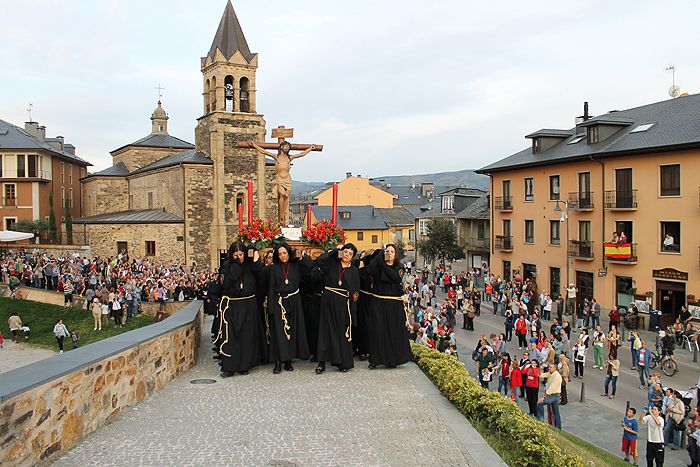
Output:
[{"left": 0, "top": 301, "right": 203, "bottom": 466}]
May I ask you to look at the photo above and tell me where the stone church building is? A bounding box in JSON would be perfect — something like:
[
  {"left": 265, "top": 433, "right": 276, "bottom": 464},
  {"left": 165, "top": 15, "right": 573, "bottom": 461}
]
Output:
[{"left": 77, "top": 1, "right": 278, "bottom": 268}]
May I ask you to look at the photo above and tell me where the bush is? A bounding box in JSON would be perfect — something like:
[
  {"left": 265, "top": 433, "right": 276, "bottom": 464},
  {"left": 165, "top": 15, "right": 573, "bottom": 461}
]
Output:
[{"left": 411, "top": 343, "right": 583, "bottom": 467}]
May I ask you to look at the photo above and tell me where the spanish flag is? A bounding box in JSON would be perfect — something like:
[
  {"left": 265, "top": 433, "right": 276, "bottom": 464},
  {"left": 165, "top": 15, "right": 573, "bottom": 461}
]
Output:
[{"left": 604, "top": 242, "right": 632, "bottom": 259}]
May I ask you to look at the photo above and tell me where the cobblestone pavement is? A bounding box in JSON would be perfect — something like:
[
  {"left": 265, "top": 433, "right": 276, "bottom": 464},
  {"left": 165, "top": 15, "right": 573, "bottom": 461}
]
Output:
[
  {"left": 0, "top": 340, "right": 55, "bottom": 374},
  {"left": 54, "top": 316, "right": 496, "bottom": 466}
]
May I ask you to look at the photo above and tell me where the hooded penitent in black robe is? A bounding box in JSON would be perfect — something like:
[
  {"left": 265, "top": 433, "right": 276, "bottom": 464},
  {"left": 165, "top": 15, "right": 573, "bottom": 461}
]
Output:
[
  {"left": 266, "top": 260, "right": 310, "bottom": 362},
  {"left": 218, "top": 258, "right": 267, "bottom": 373},
  {"left": 315, "top": 249, "right": 360, "bottom": 370},
  {"left": 300, "top": 259, "right": 324, "bottom": 358},
  {"left": 366, "top": 254, "right": 412, "bottom": 367}
]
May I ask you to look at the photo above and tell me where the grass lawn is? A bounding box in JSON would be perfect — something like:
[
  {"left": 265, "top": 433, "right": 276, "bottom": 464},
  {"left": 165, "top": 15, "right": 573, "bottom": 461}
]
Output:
[
  {"left": 0, "top": 296, "right": 154, "bottom": 352},
  {"left": 473, "top": 418, "right": 629, "bottom": 467}
]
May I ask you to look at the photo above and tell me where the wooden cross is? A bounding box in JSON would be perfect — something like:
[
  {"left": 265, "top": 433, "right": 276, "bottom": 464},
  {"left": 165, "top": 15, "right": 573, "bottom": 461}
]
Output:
[{"left": 237, "top": 125, "right": 324, "bottom": 152}]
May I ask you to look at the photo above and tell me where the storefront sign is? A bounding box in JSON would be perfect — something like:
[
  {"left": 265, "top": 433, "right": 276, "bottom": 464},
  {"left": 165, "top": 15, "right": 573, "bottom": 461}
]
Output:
[{"left": 652, "top": 268, "right": 688, "bottom": 281}]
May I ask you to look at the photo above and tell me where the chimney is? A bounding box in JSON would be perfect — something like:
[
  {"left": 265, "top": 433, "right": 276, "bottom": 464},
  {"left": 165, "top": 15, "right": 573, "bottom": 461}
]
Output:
[
  {"left": 346, "top": 172, "right": 352, "bottom": 178},
  {"left": 583, "top": 101, "right": 589, "bottom": 121},
  {"left": 56, "top": 136, "right": 65, "bottom": 151},
  {"left": 24, "top": 122, "right": 46, "bottom": 142}
]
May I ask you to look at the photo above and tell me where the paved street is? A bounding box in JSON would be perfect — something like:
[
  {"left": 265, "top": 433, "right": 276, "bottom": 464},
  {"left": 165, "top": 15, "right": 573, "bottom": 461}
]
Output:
[
  {"left": 54, "top": 316, "right": 502, "bottom": 467},
  {"left": 0, "top": 340, "right": 55, "bottom": 374},
  {"left": 454, "top": 299, "right": 698, "bottom": 465}
]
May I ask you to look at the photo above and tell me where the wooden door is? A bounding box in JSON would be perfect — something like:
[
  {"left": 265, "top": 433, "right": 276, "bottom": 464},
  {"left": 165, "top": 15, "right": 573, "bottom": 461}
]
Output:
[{"left": 615, "top": 169, "right": 633, "bottom": 208}]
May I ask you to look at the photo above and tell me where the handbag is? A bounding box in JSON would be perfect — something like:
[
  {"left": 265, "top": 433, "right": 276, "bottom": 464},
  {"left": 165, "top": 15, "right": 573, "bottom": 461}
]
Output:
[
  {"left": 468, "top": 311, "right": 476, "bottom": 319},
  {"left": 673, "top": 417, "right": 686, "bottom": 431}
]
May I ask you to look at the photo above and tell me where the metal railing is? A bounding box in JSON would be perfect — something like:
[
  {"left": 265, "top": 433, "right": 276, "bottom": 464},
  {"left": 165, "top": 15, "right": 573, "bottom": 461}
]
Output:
[
  {"left": 494, "top": 196, "right": 513, "bottom": 211},
  {"left": 568, "top": 240, "right": 594, "bottom": 259},
  {"left": 494, "top": 235, "right": 513, "bottom": 251},
  {"left": 604, "top": 190, "right": 637, "bottom": 209},
  {"left": 567, "top": 191, "right": 594, "bottom": 210},
  {"left": 0, "top": 170, "right": 51, "bottom": 180}
]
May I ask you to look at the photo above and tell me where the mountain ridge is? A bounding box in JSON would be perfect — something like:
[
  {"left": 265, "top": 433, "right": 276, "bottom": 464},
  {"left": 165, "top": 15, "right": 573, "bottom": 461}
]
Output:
[{"left": 292, "top": 169, "right": 488, "bottom": 195}]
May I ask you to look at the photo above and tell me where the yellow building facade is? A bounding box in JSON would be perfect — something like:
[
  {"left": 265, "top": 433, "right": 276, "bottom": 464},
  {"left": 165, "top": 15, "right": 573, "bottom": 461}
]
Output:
[
  {"left": 315, "top": 175, "right": 396, "bottom": 208},
  {"left": 479, "top": 96, "right": 700, "bottom": 328}
]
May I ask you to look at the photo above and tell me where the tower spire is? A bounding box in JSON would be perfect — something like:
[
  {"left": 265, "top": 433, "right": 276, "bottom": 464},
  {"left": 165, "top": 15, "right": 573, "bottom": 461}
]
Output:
[{"left": 208, "top": 1, "right": 256, "bottom": 62}]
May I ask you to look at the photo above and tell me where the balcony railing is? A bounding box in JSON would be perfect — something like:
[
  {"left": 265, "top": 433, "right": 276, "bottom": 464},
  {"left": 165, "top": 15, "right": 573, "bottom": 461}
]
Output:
[
  {"left": 567, "top": 191, "right": 594, "bottom": 210},
  {"left": 0, "top": 170, "right": 51, "bottom": 180},
  {"left": 604, "top": 242, "right": 638, "bottom": 263},
  {"left": 2, "top": 197, "right": 16, "bottom": 207},
  {"left": 494, "top": 196, "right": 513, "bottom": 211},
  {"left": 495, "top": 235, "right": 513, "bottom": 251},
  {"left": 568, "top": 240, "right": 594, "bottom": 259},
  {"left": 604, "top": 190, "right": 637, "bottom": 209}
]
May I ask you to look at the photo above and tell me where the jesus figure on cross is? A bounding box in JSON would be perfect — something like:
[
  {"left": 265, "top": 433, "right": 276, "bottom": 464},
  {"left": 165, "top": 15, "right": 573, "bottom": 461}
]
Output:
[{"left": 244, "top": 126, "right": 322, "bottom": 225}]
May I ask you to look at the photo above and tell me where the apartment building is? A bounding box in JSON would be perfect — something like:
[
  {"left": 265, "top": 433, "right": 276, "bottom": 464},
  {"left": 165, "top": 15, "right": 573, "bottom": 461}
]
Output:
[
  {"left": 477, "top": 96, "right": 700, "bottom": 328},
  {"left": 0, "top": 119, "right": 91, "bottom": 232}
]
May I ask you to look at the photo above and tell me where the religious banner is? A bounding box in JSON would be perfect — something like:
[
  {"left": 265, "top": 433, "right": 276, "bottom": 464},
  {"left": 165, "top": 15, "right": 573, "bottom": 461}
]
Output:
[{"left": 604, "top": 242, "right": 632, "bottom": 259}]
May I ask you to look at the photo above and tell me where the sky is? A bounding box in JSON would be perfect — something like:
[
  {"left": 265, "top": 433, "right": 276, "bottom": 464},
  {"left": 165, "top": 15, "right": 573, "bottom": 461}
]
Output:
[{"left": 2, "top": 0, "right": 699, "bottom": 182}]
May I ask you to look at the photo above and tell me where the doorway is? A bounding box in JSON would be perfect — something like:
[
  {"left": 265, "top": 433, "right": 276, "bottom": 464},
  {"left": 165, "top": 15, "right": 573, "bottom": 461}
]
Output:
[
  {"left": 523, "top": 263, "right": 537, "bottom": 281},
  {"left": 503, "top": 260, "right": 511, "bottom": 281},
  {"left": 656, "top": 280, "right": 686, "bottom": 329},
  {"left": 116, "top": 241, "right": 128, "bottom": 255},
  {"left": 575, "top": 271, "right": 594, "bottom": 311},
  {"left": 615, "top": 169, "right": 633, "bottom": 208},
  {"left": 615, "top": 276, "right": 634, "bottom": 311}
]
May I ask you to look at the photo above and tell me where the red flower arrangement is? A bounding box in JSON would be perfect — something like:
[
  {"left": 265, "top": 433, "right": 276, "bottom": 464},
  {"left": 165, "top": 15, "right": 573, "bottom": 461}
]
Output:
[
  {"left": 302, "top": 220, "right": 346, "bottom": 251},
  {"left": 236, "top": 218, "right": 283, "bottom": 249}
]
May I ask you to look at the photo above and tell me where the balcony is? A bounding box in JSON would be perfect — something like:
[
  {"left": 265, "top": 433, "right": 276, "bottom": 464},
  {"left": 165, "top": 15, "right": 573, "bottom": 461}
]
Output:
[
  {"left": 494, "top": 196, "right": 513, "bottom": 212},
  {"left": 567, "top": 192, "right": 594, "bottom": 211},
  {"left": 604, "top": 190, "right": 637, "bottom": 210},
  {"left": 0, "top": 170, "right": 51, "bottom": 181},
  {"left": 604, "top": 242, "right": 638, "bottom": 263},
  {"left": 2, "top": 197, "right": 16, "bottom": 207},
  {"left": 568, "top": 240, "right": 594, "bottom": 260},
  {"left": 494, "top": 235, "right": 513, "bottom": 251}
]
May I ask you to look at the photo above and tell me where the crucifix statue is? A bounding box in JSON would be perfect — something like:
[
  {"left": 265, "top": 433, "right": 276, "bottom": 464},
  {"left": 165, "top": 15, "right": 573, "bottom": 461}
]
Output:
[{"left": 238, "top": 125, "right": 323, "bottom": 225}]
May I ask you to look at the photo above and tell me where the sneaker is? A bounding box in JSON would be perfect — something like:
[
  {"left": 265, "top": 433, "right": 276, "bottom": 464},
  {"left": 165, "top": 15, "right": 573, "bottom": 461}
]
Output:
[
  {"left": 639, "top": 385, "right": 646, "bottom": 389},
  {"left": 59, "top": 350, "right": 63, "bottom": 354},
  {"left": 599, "top": 367, "right": 603, "bottom": 371},
  {"left": 592, "top": 365, "right": 598, "bottom": 369},
  {"left": 609, "top": 395, "right": 615, "bottom": 399}
]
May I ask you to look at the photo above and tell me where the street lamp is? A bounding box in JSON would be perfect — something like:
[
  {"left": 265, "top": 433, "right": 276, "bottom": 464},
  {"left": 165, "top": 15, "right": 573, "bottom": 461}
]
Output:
[{"left": 553, "top": 200, "right": 570, "bottom": 301}]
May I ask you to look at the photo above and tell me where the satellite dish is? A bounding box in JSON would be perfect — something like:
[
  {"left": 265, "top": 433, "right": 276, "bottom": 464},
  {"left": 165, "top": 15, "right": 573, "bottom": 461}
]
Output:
[{"left": 668, "top": 85, "right": 681, "bottom": 98}]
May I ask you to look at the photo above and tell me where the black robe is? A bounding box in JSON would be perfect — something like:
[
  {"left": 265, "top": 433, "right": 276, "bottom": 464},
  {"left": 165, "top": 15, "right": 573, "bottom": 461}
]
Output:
[
  {"left": 218, "top": 259, "right": 267, "bottom": 373},
  {"left": 266, "top": 261, "right": 310, "bottom": 362},
  {"left": 300, "top": 258, "right": 324, "bottom": 357},
  {"left": 355, "top": 250, "right": 382, "bottom": 357},
  {"left": 366, "top": 255, "right": 412, "bottom": 367},
  {"left": 315, "top": 249, "right": 360, "bottom": 369}
]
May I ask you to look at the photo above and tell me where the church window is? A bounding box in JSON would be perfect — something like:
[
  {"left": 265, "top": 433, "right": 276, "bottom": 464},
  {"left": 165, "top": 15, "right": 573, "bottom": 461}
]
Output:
[
  {"left": 224, "top": 75, "right": 234, "bottom": 112},
  {"left": 239, "top": 77, "right": 250, "bottom": 113},
  {"left": 211, "top": 76, "right": 217, "bottom": 111},
  {"left": 205, "top": 79, "right": 211, "bottom": 113},
  {"left": 147, "top": 192, "right": 154, "bottom": 209},
  {"left": 145, "top": 241, "right": 156, "bottom": 256}
]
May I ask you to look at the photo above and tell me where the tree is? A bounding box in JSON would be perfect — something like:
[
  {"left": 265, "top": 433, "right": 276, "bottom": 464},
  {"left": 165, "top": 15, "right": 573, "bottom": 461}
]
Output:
[
  {"left": 417, "top": 217, "right": 465, "bottom": 265},
  {"left": 48, "top": 191, "right": 59, "bottom": 243},
  {"left": 394, "top": 239, "right": 406, "bottom": 261},
  {"left": 64, "top": 195, "right": 73, "bottom": 245},
  {"left": 11, "top": 219, "right": 48, "bottom": 236}
]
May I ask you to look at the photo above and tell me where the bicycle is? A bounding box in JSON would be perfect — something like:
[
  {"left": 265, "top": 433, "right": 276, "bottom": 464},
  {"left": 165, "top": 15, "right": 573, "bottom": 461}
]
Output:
[{"left": 649, "top": 347, "right": 678, "bottom": 377}]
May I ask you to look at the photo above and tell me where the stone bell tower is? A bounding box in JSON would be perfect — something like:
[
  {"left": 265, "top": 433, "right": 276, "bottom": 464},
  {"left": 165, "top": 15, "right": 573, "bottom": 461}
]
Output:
[{"left": 194, "top": 0, "right": 277, "bottom": 267}]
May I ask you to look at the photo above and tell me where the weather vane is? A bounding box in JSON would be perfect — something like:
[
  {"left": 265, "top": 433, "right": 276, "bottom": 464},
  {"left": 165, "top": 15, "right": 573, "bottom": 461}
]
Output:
[
  {"left": 26, "top": 103, "right": 33, "bottom": 121},
  {"left": 154, "top": 83, "right": 165, "bottom": 101}
]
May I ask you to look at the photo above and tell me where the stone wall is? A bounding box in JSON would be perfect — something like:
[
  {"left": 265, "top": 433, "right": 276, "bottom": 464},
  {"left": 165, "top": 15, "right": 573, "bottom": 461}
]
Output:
[
  {"left": 112, "top": 147, "right": 189, "bottom": 174},
  {"left": 0, "top": 301, "right": 203, "bottom": 466},
  {"left": 0, "top": 284, "right": 86, "bottom": 309},
  {"left": 83, "top": 223, "right": 185, "bottom": 261},
  {"left": 82, "top": 177, "right": 129, "bottom": 217},
  {"left": 128, "top": 167, "right": 185, "bottom": 216},
  {"left": 184, "top": 165, "right": 214, "bottom": 268}
]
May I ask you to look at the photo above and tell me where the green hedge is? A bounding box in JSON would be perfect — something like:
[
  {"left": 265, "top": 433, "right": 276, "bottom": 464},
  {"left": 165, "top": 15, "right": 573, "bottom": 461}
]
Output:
[{"left": 411, "top": 343, "right": 583, "bottom": 467}]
